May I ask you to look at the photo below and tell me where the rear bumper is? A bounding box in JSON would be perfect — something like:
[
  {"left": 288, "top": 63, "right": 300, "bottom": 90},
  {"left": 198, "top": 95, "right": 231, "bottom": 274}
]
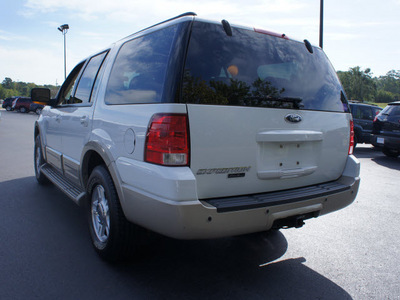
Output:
[
  {"left": 119, "top": 155, "right": 360, "bottom": 239},
  {"left": 371, "top": 134, "right": 400, "bottom": 150},
  {"left": 204, "top": 179, "right": 353, "bottom": 213}
]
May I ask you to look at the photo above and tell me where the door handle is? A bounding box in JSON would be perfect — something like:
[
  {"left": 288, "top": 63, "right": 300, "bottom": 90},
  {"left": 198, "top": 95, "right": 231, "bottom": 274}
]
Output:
[{"left": 80, "top": 115, "right": 89, "bottom": 127}]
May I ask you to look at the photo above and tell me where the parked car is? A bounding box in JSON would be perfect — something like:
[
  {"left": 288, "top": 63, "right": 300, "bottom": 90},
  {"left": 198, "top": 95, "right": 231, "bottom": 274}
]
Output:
[
  {"left": 30, "top": 102, "right": 44, "bottom": 115},
  {"left": 349, "top": 101, "right": 382, "bottom": 146},
  {"left": 32, "top": 12, "right": 360, "bottom": 261},
  {"left": 12, "top": 97, "right": 33, "bottom": 113},
  {"left": 2, "top": 97, "right": 17, "bottom": 111},
  {"left": 371, "top": 101, "right": 400, "bottom": 157}
]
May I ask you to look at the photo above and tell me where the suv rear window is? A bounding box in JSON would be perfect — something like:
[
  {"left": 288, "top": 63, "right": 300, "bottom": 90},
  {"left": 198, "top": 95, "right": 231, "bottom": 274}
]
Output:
[{"left": 181, "top": 21, "right": 347, "bottom": 112}]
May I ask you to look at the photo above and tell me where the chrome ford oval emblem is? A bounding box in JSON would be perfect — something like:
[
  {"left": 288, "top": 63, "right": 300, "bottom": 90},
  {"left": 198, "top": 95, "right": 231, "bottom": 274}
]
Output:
[{"left": 285, "top": 114, "right": 302, "bottom": 123}]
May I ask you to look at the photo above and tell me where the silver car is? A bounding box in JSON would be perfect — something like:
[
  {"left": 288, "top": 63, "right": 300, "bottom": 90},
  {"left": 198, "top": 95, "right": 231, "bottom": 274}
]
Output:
[{"left": 33, "top": 12, "right": 360, "bottom": 261}]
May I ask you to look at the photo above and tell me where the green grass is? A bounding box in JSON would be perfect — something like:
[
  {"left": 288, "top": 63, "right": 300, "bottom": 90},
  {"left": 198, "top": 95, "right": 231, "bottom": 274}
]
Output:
[
  {"left": 360, "top": 102, "right": 388, "bottom": 108},
  {"left": 369, "top": 103, "right": 388, "bottom": 108}
]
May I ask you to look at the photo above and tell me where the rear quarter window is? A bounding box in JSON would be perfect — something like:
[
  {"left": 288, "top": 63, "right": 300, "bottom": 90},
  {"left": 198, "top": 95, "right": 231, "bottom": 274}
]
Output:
[{"left": 105, "top": 25, "right": 178, "bottom": 105}]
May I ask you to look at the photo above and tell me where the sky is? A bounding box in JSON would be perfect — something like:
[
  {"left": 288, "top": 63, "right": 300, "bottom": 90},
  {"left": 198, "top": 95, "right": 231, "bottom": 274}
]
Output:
[{"left": 0, "top": 0, "right": 399, "bottom": 85}]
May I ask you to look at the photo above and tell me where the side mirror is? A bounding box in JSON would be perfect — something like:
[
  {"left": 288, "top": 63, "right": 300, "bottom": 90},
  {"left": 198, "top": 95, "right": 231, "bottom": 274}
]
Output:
[{"left": 31, "top": 88, "right": 51, "bottom": 104}]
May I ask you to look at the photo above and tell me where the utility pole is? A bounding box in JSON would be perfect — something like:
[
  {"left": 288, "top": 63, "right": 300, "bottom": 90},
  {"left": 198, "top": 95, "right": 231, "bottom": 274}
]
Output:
[{"left": 319, "top": 0, "right": 324, "bottom": 48}]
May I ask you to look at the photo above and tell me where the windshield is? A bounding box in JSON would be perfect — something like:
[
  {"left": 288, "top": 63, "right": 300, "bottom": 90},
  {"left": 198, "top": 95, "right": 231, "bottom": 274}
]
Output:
[{"left": 181, "top": 21, "right": 348, "bottom": 112}]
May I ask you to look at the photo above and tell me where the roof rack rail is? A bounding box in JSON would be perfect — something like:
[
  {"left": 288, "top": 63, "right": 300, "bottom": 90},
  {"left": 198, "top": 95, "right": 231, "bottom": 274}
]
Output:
[{"left": 127, "top": 12, "right": 197, "bottom": 38}]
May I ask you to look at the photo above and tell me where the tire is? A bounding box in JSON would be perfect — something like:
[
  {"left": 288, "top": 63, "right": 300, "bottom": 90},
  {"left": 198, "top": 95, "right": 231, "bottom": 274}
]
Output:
[
  {"left": 87, "top": 165, "right": 139, "bottom": 261},
  {"left": 34, "top": 135, "right": 50, "bottom": 185},
  {"left": 20, "top": 106, "right": 27, "bottom": 113},
  {"left": 5, "top": 105, "right": 12, "bottom": 111},
  {"left": 382, "top": 147, "right": 400, "bottom": 158},
  {"left": 35, "top": 108, "right": 42, "bottom": 115}
]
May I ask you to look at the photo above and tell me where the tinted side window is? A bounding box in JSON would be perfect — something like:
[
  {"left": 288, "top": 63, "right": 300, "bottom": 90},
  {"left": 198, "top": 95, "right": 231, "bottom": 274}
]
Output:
[
  {"left": 60, "top": 62, "right": 86, "bottom": 105},
  {"left": 372, "top": 107, "right": 382, "bottom": 117},
  {"left": 105, "top": 25, "right": 177, "bottom": 105},
  {"left": 73, "top": 51, "right": 108, "bottom": 104},
  {"left": 381, "top": 105, "right": 400, "bottom": 116},
  {"left": 350, "top": 105, "right": 358, "bottom": 117},
  {"left": 389, "top": 105, "right": 400, "bottom": 116},
  {"left": 358, "top": 106, "right": 373, "bottom": 120}
]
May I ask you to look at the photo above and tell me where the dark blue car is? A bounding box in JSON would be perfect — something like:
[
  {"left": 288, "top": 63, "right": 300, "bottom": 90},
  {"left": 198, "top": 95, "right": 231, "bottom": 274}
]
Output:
[
  {"left": 349, "top": 101, "right": 382, "bottom": 147},
  {"left": 371, "top": 101, "right": 400, "bottom": 157}
]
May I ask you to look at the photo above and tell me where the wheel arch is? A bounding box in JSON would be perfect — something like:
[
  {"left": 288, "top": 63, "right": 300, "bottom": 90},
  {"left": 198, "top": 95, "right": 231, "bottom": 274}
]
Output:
[
  {"left": 34, "top": 122, "right": 47, "bottom": 161},
  {"left": 34, "top": 122, "right": 40, "bottom": 138},
  {"left": 81, "top": 142, "right": 126, "bottom": 209}
]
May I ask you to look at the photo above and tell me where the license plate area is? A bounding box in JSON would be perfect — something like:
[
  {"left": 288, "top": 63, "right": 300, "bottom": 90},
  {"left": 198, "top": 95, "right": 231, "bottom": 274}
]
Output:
[{"left": 256, "top": 141, "right": 321, "bottom": 180}]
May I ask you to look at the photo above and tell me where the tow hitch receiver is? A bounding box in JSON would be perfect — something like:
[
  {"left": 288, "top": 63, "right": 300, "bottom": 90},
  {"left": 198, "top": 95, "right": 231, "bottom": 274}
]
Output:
[{"left": 272, "top": 211, "right": 319, "bottom": 229}]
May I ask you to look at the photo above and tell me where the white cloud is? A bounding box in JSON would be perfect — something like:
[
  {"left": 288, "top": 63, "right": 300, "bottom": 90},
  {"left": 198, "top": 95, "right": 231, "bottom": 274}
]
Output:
[
  {"left": 79, "top": 31, "right": 108, "bottom": 40},
  {"left": 22, "top": 0, "right": 308, "bottom": 24},
  {"left": 0, "top": 30, "right": 31, "bottom": 42},
  {"left": 42, "top": 20, "right": 64, "bottom": 28},
  {"left": 0, "top": 46, "right": 62, "bottom": 85},
  {"left": 325, "top": 32, "right": 360, "bottom": 41}
]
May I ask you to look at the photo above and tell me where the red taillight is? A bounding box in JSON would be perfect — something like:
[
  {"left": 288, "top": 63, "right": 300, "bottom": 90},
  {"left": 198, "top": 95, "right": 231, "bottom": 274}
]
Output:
[
  {"left": 349, "top": 119, "right": 355, "bottom": 155},
  {"left": 145, "top": 114, "right": 189, "bottom": 166}
]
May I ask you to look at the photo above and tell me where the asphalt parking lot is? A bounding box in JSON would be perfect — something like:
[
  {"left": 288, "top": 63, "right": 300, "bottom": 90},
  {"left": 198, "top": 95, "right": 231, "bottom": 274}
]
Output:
[{"left": 0, "top": 109, "right": 399, "bottom": 299}]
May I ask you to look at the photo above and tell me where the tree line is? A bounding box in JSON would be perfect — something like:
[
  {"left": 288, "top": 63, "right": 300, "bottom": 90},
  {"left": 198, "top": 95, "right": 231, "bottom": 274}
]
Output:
[
  {"left": 0, "top": 77, "right": 58, "bottom": 99},
  {"left": 1, "top": 67, "right": 400, "bottom": 103},
  {"left": 338, "top": 67, "right": 400, "bottom": 103}
]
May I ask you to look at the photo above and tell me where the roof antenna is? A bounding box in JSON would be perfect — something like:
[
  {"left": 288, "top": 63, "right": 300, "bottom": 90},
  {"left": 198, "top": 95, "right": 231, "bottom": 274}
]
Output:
[
  {"left": 221, "top": 19, "right": 232, "bottom": 36},
  {"left": 304, "top": 39, "right": 313, "bottom": 53}
]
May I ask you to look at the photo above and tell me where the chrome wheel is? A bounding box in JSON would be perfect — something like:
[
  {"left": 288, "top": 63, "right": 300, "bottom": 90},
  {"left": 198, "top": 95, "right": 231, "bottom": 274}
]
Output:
[
  {"left": 91, "top": 185, "right": 110, "bottom": 243},
  {"left": 87, "top": 165, "right": 140, "bottom": 261}
]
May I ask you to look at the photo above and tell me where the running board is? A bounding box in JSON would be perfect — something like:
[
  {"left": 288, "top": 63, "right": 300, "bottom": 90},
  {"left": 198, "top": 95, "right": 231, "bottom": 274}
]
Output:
[{"left": 41, "top": 163, "right": 86, "bottom": 205}]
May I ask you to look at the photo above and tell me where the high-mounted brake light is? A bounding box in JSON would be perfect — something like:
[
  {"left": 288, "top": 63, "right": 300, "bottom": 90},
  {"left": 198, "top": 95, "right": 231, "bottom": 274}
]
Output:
[
  {"left": 254, "top": 28, "right": 289, "bottom": 40},
  {"left": 349, "top": 119, "right": 355, "bottom": 155},
  {"left": 145, "top": 114, "right": 189, "bottom": 166}
]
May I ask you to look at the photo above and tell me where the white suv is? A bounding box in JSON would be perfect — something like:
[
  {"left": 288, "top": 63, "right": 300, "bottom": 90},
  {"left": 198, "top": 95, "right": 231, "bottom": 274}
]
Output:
[{"left": 32, "top": 13, "right": 360, "bottom": 261}]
